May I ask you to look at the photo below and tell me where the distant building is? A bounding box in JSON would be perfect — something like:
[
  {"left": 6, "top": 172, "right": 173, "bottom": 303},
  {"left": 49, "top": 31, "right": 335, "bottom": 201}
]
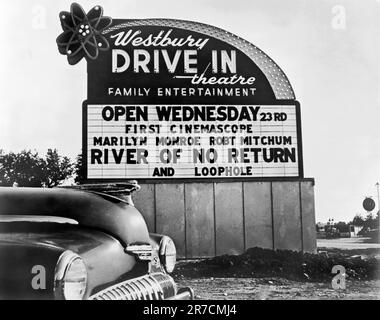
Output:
[{"left": 349, "top": 225, "right": 363, "bottom": 237}]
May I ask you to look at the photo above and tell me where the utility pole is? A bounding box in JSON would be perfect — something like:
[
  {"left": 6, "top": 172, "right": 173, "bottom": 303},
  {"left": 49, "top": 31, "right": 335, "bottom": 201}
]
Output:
[{"left": 376, "top": 182, "right": 380, "bottom": 232}]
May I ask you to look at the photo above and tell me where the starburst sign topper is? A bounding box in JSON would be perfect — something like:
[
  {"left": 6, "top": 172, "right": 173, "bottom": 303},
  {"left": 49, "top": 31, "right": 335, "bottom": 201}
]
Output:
[{"left": 56, "top": 3, "right": 112, "bottom": 65}]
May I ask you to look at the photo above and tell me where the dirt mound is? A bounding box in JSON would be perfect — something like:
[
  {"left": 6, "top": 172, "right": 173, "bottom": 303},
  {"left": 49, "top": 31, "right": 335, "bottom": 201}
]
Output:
[{"left": 173, "top": 247, "right": 380, "bottom": 282}]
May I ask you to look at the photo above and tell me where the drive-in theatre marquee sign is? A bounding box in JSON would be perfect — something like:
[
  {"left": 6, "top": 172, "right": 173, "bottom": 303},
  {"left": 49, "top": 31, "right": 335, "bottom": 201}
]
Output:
[{"left": 57, "top": 3, "right": 303, "bottom": 181}]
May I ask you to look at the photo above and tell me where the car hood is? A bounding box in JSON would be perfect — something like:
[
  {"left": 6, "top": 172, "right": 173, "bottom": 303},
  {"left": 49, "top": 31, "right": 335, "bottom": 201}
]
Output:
[
  {"left": 0, "top": 222, "right": 147, "bottom": 299},
  {"left": 0, "top": 187, "right": 151, "bottom": 248}
]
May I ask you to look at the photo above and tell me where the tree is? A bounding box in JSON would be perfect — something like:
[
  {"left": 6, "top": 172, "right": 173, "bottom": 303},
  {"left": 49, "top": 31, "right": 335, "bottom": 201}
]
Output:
[
  {"left": 363, "top": 211, "right": 379, "bottom": 230},
  {"left": 352, "top": 214, "right": 365, "bottom": 226},
  {"left": 0, "top": 150, "right": 45, "bottom": 187},
  {"left": 74, "top": 153, "right": 86, "bottom": 184},
  {"left": 43, "top": 149, "right": 73, "bottom": 187},
  {"left": 0, "top": 149, "right": 73, "bottom": 187},
  {"left": 334, "top": 221, "right": 349, "bottom": 233}
]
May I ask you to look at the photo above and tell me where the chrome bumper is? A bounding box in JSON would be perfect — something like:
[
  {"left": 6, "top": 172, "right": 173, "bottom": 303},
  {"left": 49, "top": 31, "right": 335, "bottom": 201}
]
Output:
[
  {"left": 166, "top": 287, "right": 194, "bottom": 300},
  {"left": 89, "top": 273, "right": 193, "bottom": 300}
]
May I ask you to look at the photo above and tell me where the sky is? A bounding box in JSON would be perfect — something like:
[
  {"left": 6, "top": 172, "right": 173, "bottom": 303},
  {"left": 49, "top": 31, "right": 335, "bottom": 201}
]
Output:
[{"left": 0, "top": 0, "right": 379, "bottom": 222}]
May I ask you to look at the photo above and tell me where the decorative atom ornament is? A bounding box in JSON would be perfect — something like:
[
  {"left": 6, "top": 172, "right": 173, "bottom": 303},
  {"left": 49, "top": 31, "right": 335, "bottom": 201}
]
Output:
[{"left": 56, "top": 3, "right": 112, "bottom": 65}]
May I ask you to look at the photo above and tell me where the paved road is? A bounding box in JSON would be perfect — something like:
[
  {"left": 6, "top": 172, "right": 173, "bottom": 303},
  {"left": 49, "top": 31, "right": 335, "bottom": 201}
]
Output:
[{"left": 318, "top": 237, "right": 380, "bottom": 250}]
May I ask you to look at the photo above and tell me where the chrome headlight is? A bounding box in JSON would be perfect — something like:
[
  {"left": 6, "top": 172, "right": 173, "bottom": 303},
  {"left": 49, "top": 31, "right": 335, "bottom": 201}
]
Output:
[
  {"left": 54, "top": 250, "right": 88, "bottom": 300},
  {"left": 159, "top": 236, "right": 176, "bottom": 273}
]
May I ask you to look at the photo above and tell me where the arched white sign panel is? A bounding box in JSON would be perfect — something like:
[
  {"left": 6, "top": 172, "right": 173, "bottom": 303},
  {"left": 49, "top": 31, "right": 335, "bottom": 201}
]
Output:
[{"left": 79, "top": 19, "right": 303, "bottom": 181}]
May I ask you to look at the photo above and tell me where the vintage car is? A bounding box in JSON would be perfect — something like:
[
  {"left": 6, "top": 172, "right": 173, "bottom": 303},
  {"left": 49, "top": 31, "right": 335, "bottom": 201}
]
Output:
[{"left": 0, "top": 182, "right": 193, "bottom": 300}]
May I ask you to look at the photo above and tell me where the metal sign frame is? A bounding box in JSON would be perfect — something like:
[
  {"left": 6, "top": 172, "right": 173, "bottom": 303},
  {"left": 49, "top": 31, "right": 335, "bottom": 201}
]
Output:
[{"left": 82, "top": 99, "right": 304, "bottom": 183}]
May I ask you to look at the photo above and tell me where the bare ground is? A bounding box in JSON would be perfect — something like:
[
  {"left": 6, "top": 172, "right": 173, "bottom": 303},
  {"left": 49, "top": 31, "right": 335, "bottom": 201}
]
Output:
[
  {"left": 174, "top": 239, "right": 380, "bottom": 300},
  {"left": 176, "top": 277, "right": 380, "bottom": 300}
]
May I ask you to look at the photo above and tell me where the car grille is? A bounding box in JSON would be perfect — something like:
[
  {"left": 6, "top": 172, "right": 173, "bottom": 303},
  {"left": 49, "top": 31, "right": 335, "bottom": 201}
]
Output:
[{"left": 89, "top": 273, "right": 177, "bottom": 300}]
